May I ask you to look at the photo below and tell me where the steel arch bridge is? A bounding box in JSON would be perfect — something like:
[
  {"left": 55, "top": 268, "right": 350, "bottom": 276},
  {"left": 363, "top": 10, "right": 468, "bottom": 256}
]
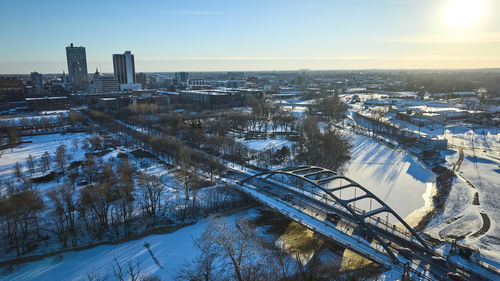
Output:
[{"left": 241, "top": 165, "right": 430, "bottom": 264}]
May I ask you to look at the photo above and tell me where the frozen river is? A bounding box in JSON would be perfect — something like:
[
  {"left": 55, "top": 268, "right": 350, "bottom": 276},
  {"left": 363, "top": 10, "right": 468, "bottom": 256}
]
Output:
[{"left": 342, "top": 132, "right": 435, "bottom": 225}]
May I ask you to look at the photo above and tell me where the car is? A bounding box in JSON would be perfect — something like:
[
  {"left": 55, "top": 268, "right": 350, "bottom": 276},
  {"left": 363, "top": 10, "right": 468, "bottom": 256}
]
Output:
[
  {"left": 399, "top": 247, "right": 414, "bottom": 259},
  {"left": 326, "top": 213, "right": 341, "bottom": 223},
  {"left": 431, "top": 256, "right": 449, "bottom": 268},
  {"left": 446, "top": 272, "right": 466, "bottom": 281}
]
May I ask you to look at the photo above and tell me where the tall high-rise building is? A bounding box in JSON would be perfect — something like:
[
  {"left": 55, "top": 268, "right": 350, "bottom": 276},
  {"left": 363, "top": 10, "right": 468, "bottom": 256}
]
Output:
[
  {"left": 30, "top": 71, "right": 42, "bottom": 95},
  {"left": 66, "top": 43, "right": 88, "bottom": 91},
  {"left": 113, "top": 51, "right": 136, "bottom": 85}
]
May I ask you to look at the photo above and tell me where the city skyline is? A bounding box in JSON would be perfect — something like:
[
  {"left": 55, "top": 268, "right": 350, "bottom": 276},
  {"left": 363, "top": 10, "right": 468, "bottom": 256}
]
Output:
[{"left": 1, "top": 0, "right": 500, "bottom": 74}]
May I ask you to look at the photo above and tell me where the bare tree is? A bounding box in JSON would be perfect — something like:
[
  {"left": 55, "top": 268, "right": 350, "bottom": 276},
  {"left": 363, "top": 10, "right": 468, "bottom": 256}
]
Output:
[
  {"left": 116, "top": 159, "right": 136, "bottom": 236},
  {"left": 71, "top": 138, "right": 79, "bottom": 156},
  {"left": 79, "top": 183, "right": 114, "bottom": 234},
  {"left": 47, "top": 183, "right": 77, "bottom": 247},
  {"left": 82, "top": 155, "right": 99, "bottom": 186},
  {"left": 55, "top": 144, "right": 68, "bottom": 171},
  {"left": 40, "top": 151, "right": 51, "bottom": 175},
  {"left": 88, "top": 136, "right": 103, "bottom": 154},
  {"left": 184, "top": 218, "right": 262, "bottom": 281},
  {"left": 85, "top": 271, "right": 106, "bottom": 281},
  {"left": 112, "top": 257, "right": 143, "bottom": 281},
  {"left": 137, "top": 173, "right": 165, "bottom": 221},
  {"left": 7, "top": 126, "right": 19, "bottom": 150},
  {"left": 13, "top": 162, "right": 23, "bottom": 182},
  {"left": 178, "top": 250, "right": 217, "bottom": 281},
  {"left": 26, "top": 154, "right": 35, "bottom": 177}
]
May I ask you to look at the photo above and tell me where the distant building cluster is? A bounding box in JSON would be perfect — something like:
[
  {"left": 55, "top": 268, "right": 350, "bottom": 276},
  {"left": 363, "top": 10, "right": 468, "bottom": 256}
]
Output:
[{"left": 0, "top": 52, "right": 499, "bottom": 143}]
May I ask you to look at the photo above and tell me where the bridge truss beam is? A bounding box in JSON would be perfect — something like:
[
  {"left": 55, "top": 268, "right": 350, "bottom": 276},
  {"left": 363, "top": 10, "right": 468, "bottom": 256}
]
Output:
[{"left": 241, "top": 165, "right": 431, "bottom": 264}]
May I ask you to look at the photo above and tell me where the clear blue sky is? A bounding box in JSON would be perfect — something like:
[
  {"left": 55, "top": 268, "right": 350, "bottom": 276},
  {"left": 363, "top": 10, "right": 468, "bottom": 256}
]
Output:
[{"left": 1, "top": 0, "right": 499, "bottom": 73}]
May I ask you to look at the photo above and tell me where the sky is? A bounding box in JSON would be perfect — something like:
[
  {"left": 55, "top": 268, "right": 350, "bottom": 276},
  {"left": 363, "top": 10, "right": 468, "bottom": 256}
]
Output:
[{"left": 0, "top": 0, "right": 499, "bottom": 73}]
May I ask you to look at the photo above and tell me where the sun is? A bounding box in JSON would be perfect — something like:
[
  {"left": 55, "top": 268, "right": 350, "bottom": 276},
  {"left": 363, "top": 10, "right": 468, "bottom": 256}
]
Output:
[{"left": 445, "top": 0, "right": 486, "bottom": 29}]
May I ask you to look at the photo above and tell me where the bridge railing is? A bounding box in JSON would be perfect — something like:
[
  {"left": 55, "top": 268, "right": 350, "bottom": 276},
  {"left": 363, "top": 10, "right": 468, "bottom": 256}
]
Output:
[
  {"left": 237, "top": 180, "right": 395, "bottom": 261},
  {"left": 256, "top": 196, "right": 395, "bottom": 268},
  {"left": 263, "top": 175, "right": 418, "bottom": 243}
]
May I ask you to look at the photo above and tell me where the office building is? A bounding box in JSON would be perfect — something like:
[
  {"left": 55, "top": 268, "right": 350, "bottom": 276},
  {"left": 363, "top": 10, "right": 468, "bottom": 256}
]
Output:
[
  {"left": 0, "top": 77, "right": 27, "bottom": 107},
  {"left": 66, "top": 43, "right": 88, "bottom": 91},
  {"left": 180, "top": 88, "right": 264, "bottom": 109},
  {"left": 136, "top": 72, "right": 147, "bottom": 89},
  {"left": 93, "top": 69, "right": 119, "bottom": 93},
  {"left": 113, "top": 51, "right": 136, "bottom": 85},
  {"left": 175, "top": 72, "right": 189, "bottom": 85},
  {"left": 30, "top": 72, "right": 42, "bottom": 95}
]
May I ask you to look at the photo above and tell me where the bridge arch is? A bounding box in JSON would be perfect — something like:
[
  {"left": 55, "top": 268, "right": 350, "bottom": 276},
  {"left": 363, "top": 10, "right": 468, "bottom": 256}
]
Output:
[{"left": 241, "top": 165, "right": 430, "bottom": 264}]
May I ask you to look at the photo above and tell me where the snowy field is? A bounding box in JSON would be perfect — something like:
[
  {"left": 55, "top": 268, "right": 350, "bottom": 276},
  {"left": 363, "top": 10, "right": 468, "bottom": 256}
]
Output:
[
  {"left": 0, "top": 132, "right": 89, "bottom": 182},
  {"left": 1, "top": 209, "right": 259, "bottom": 281},
  {"left": 458, "top": 150, "right": 500, "bottom": 261},
  {"left": 427, "top": 146, "right": 500, "bottom": 264},
  {"left": 389, "top": 116, "right": 499, "bottom": 153},
  {"left": 443, "top": 125, "right": 500, "bottom": 152},
  {"left": 342, "top": 132, "right": 435, "bottom": 224},
  {"left": 241, "top": 138, "right": 293, "bottom": 151},
  {"left": 0, "top": 112, "right": 68, "bottom": 126}
]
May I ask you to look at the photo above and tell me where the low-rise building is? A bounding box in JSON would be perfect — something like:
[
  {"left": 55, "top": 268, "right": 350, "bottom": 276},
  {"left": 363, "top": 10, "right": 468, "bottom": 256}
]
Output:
[
  {"left": 94, "top": 75, "right": 119, "bottom": 93},
  {"left": 25, "top": 96, "right": 69, "bottom": 111},
  {"left": 180, "top": 88, "right": 264, "bottom": 109}
]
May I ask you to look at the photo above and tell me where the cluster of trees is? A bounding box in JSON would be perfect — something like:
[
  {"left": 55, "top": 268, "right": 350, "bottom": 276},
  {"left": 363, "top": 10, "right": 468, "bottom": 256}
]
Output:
[
  {"left": 295, "top": 116, "right": 352, "bottom": 172},
  {"left": 0, "top": 111, "right": 86, "bottom": 150},
  {"left": 99, "top": 95, "right": 352, "bottom": 172},
  {"left": 1, "top": 126, "right": 20, "bottom": 150},
  {"left": 352, "top": 112, "right": 419, "bottom": 146},
  {"left": 0, "top": 131, "right": 240, "bottom": 257},
  {"left": 308, "top": 93, "right": 347, "bottom": 121},
  {"left": 88, "top": 110, "right": 249, "bottom": 171},
  {"left": 0, "top": 183, "right": 44, "bottom": 256},
  {"left": 0, "top": 111, "right": 84, "bottom": 133},
  {"left": 82, "top": 135, "right": 121, "bottom": 155},
  {"left": 123, "top": 99, "right": 298, "bottom": 139},
  {"left": 254, "top": 146, "right": 291, "bottom": 170},
  {"left": 0, "top": 144, "right": 72, "bottom": 255}
]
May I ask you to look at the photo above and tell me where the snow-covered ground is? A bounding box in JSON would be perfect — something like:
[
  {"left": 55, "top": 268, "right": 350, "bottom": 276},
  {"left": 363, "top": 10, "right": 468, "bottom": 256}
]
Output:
[
  {"left": 444, "top": 125, "right": 500, "bottom": 152},
  {"left": 241, "top": 138, "right": 293, "bottom": 151},
  {"left": 426, "top": 145, "right": 500, "bottom": 264},
  {"left": 0, "top": 112, "right": 68, "bottom": 127},
  {"left": 387, "top": 115, "right": 499, "bottom": 153},
  {"left": 0, "top": 132, "right": 89, "bottom": 183},
  {"left": 1, "top": 209, "right": 259, "bottom": 281},
  {"left": 342, "top": 132, "right": 435, "bottom": 225},
  {"left": 459, "top": 150, "right": 500, "bottom": 260}
]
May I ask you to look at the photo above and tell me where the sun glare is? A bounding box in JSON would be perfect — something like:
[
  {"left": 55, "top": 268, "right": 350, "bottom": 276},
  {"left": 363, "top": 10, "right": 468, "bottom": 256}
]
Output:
[{"left": 445, "top": 0, "right": 485, "bottom": 29}]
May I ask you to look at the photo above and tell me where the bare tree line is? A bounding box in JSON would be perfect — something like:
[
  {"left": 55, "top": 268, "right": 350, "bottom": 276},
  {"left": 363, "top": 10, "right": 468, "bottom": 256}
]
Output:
[{"left": 0, "top": 133, "right": 241, "bottom": 258}]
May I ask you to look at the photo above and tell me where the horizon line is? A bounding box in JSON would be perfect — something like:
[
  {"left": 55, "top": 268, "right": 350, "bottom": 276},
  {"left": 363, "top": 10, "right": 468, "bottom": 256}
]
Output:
[{"left": 2, "top": 67, "right": 500, "bottom": 76}]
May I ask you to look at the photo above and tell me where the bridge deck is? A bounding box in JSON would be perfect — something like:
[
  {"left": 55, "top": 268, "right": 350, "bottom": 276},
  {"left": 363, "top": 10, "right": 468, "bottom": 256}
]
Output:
[{"left": 230, "top": 178, "right": 400, "bottom": 270}]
